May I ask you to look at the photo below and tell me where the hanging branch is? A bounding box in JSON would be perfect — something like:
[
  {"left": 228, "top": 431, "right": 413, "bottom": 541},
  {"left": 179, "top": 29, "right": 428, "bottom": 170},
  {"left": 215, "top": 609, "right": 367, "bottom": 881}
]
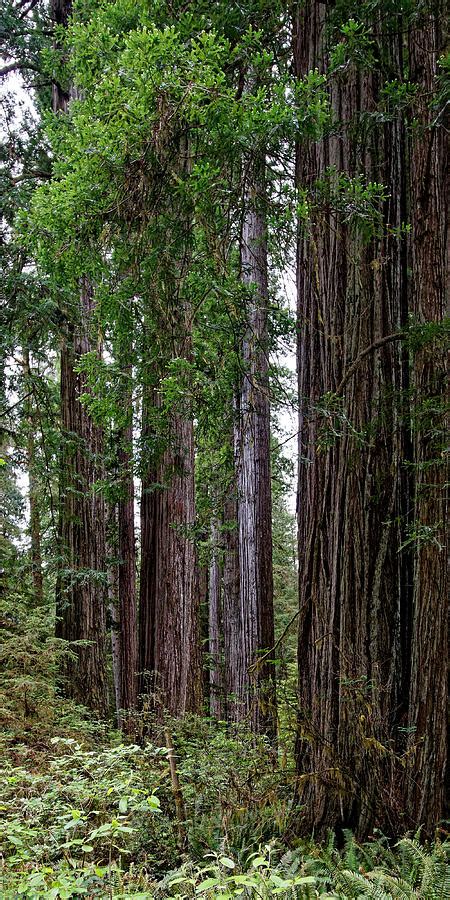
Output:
[{"left": 335, "top": 331, "right": 404, "bottom": 397}]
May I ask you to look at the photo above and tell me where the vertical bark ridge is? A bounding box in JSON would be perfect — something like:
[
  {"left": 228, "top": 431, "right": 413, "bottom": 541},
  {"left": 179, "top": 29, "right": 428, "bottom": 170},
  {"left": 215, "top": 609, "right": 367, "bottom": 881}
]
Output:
[
  {"left": 56, "top": 282, "right": 107, "bottom": 714},
  {"left": 406, "top": 4, "right": 448, "bottom": 832}
]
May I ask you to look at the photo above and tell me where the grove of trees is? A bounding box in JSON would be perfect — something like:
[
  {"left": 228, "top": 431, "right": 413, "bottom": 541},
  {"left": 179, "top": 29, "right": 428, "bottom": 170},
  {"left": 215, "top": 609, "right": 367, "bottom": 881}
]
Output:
[{"left": 0, "top": 0, "right": 447, "bottom": 889}]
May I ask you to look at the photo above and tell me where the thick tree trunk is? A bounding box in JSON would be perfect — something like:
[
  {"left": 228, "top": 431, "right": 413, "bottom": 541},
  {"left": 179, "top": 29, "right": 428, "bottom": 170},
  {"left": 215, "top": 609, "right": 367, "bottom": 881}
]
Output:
[
  {"left": 56, "top": 282, "right": 107, "bottom": 714},
  {"left": 234, "top": 159, "right": 276, "bottom": 738},
  {"left": 294, "top": 1, "right": 411, "bottom": 836},
  {"left": 52, "top": 0, "right": 107, "bottom": 715},
  {"left": 406, "top": 5, "right": 448, "bottom": 833},
  {"left": 139, "top": 394, "right": 201, "bottom": 716},
  {"left": 138, "top": 134, "right": 202, "bottom": 717},
  {"left": 23, "top": 349, "right": 44, "bottom": 605}
]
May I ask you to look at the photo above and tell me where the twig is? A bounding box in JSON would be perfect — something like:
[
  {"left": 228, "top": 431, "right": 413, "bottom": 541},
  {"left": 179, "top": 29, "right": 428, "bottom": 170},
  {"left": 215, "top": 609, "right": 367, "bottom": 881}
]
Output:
[
  {"left": 248, "top": 609, "right": 300, "bottom": 672},
  {"left": 164, "top": 728, "right": 187, "bottom": 853}
]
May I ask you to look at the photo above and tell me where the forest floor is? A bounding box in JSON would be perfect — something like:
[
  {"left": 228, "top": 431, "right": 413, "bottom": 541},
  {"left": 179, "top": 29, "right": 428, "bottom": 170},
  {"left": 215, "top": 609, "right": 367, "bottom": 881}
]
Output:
[{"left": 0, "top": 701, "right": 448, "bottom": 898}]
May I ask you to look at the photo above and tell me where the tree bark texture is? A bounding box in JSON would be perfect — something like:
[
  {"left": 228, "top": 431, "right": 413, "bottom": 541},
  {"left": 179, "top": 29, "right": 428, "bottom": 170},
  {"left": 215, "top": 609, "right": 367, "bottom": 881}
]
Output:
[
  {"left": 56, "top": 281, "right": 107, "bottom": 714},
  {"left": 234, "top": 160, "right": 276, "bottom": 738},
  {"left": 294, "top": 1, "right": 413, "bottom": 836},
  {"left": 406, "top": 4, "right": 448, "bottom": 833},
  {"left": 139, "top": 390, "right": 201, "bottom": 716}
]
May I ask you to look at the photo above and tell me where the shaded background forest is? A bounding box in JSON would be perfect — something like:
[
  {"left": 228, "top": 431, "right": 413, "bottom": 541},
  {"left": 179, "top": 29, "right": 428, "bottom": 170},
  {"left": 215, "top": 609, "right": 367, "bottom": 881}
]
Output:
[{"left": 0, "top": 0, "right": 448, "bottom": 894}]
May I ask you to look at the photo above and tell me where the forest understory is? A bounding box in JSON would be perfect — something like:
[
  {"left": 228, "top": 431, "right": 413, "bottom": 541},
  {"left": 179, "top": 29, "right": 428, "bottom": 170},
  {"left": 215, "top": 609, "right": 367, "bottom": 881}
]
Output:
[{"left": 0, "top": 0, "right": 448, "bottom": 897}]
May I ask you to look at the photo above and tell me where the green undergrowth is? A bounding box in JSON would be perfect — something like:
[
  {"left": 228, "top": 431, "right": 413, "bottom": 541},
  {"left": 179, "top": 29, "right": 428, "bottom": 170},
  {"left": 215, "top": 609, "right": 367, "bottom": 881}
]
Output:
[{"left": 0, "top": 716, "right": 448, "bottom": 898}]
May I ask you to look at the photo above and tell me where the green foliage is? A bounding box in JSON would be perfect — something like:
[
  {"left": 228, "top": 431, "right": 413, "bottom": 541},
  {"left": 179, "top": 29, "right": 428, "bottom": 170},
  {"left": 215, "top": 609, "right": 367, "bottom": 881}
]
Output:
[
  {"left": 0, "top": 699, "right": 448, "bottom": 897},
  {"left": 0, "top": 738, "right": 169, "bottom": 897}
]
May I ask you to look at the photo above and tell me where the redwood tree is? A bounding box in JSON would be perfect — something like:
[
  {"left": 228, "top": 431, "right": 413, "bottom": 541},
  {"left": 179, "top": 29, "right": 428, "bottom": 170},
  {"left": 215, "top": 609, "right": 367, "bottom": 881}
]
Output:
[
  {"left": 233, "top": 157, "right": 276, "bottom": 738},
  {"left": 294, "top": 0, "right": 413, "bottom": 836},
  {"left": 53, "top": 0, "right": 107, "bottom": 714},
  {"left": 56, "top": 281, "right": 108, "bottom": 714},
  {"left": 294, "top": 0, "right": 447, "bottom": 837},
  {"left": 139, "top": 138, "right": 202, "bottom": 716}
]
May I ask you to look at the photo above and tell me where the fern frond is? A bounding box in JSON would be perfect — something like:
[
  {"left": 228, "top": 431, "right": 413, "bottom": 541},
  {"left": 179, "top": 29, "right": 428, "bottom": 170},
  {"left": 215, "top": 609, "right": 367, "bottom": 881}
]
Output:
[
  {"left": 418, "top": 845, "right": 449, "bottom": 899},
  {"left": 364, "top": 868, "right": 415, "bottom": 898},
  {"left": 336, "top": 867, "right": 391, "bottom": 899}
]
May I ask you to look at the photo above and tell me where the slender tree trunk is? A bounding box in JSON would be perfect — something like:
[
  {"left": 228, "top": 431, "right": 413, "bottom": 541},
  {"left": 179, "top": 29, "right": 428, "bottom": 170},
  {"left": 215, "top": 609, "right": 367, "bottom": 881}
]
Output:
[
  {"left": 234, "top": 158, "right": 276, "bottom": 738},
  {"left": 294, "top": 1, "right": 411, "bottom": 836},
  {"left": 117, "top": 355, "right": 138, "bottom": 719},
  {"left": 107, "top": 503, "right": 121, "bottom": 717},
  {"left": 22, "top": 349, "right": 44, "bottom": 605},
  {"left": 222, "top": 488, "right": 240, "bottom": 723},
  {"left": 209, "top": 519, "right": 224, "bottom": 719},
  {"left": 406, "top": 4, "right": 448, "bottom": 833},
  {"left": 198, "top": 538, "right": 210, "bottom": 705}
]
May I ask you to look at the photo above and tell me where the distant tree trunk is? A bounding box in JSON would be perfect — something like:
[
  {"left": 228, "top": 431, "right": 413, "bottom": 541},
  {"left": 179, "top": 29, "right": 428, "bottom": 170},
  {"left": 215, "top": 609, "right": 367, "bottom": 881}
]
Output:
[
  {"left": 56, "top": 281, "right": 107, "bottom": 714},
  {"left": 117, "top": 348, "right": 138, "bottom": 720},
  {"left": 406, "top": 4, "right": 448, "bottom": 833},
  {"left": 294, "top": 1, "right": 411, "bottom": 836},
  {"left": 222, "top": 487, "right": 240, "bottom": 723},
  {"left": 209, "top": 519, "right": 224, "bottom": 718},
  {"left": 22, "top": 349, "right": 44, "bottom": 605},
  {"left": 107, "top": 502, "right": 121, "bottom": 717},
  {"left": 198, "top": 539, "right": 210, "bottom": 704},
  {"left": 234, "top": 158, "right": 276, "bottom": 738}
]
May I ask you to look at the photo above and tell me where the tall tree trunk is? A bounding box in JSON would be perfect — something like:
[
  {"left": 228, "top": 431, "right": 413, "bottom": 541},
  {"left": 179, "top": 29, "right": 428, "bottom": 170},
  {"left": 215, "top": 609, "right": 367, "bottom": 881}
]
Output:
[
  {"left": 139, "top": 134, "right": 201, "bottom": 716},
  {"left": 56, "top": 282, "right": 108, "bottom": 714},
  {"left": 406, "top": 3, "right": 448, "bottom": 833},
  {"left": 294, "top": 1, "right": 411, "bottom": 836},
  {"left": 52, "top": 0, "right": 107, "bottom": 714},
  {"left": 234, "top": 159, "right": 276, "bottom": 738},
  {"left": 22, "top": 349, "right": 44, "bottom": 605},
  {"left": 117, "top": 350, "right": 138, "bottom": 719}
]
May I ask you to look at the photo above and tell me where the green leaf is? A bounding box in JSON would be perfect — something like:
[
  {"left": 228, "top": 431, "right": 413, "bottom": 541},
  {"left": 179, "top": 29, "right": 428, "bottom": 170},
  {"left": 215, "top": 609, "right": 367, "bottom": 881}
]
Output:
[
  {"left": 251, "top": 856, "right": 267, "bottom": 868},
  {"left": 196, "top": 877, "right": 220, "bottom": 892}
]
